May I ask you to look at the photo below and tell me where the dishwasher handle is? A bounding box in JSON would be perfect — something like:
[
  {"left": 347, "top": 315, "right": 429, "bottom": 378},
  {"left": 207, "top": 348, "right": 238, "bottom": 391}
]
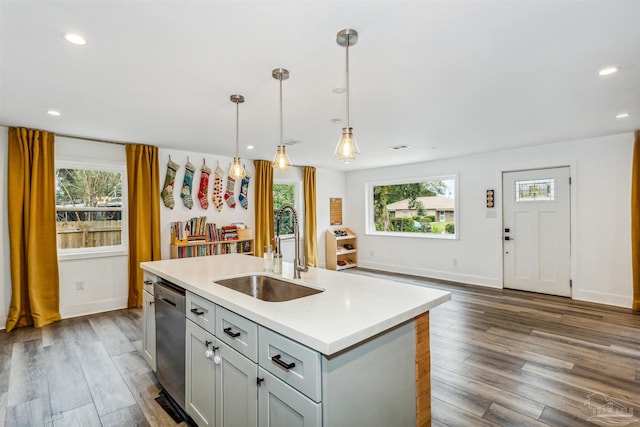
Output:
[{"left": 162, "top": 298, "right": 177, "bottom": 307}]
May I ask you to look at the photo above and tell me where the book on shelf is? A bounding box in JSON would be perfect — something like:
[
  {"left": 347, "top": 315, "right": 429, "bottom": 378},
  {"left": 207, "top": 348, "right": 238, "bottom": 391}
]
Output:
[{"left": 171, "top": 218, "right": 252, "bottom": 246}]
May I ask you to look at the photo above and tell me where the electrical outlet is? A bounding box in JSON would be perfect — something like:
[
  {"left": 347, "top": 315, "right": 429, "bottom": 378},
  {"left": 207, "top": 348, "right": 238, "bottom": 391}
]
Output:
[
  {"left": 76, "top": 281, "right": 84, "bottom": 290},
  {"left": 370, "top": 250, "right": 374, "bottom": 256},
  {"left": 452, "top": 258, "right": 457, "bottom": 266}
]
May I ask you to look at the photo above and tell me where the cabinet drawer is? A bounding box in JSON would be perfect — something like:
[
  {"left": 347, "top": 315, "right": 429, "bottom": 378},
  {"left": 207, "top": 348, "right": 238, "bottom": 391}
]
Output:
[
  {"left": 143, "top": 271, "right": 156, "bottom": 294},
  {"left": 186, "top": 291, "right": 216, "bottom": 335},
  {"left": 215, "top": 306, "right": 258, "bottom": 362},
  {"left": 258, "top": 327, "right": 321, "bottom": 402}
]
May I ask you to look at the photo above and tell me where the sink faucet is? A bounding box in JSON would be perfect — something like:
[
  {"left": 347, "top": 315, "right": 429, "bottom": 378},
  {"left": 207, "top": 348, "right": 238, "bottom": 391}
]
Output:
[{"left": 275, "top": 205, "right": 309, "bottom": 279}]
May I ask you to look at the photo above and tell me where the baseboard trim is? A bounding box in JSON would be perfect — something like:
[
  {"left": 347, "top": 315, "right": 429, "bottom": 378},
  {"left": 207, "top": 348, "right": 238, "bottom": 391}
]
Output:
[
  {"left": 357, "top": 261, "right": 502, "bottom": 289},
  {"left": 60, "top": 297, "right": 129, "bottom": 319},
  {"left": 572, "top": 289, "right": 632, "bottom": 309}
]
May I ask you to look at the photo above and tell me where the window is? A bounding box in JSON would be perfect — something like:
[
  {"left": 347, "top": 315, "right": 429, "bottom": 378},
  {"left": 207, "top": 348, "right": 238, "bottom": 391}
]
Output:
[
  {"left": 273, "top": 181, "right": 301, "bottom": 236},
  {"left": 55, "top": 164, "right": 127, "bottom": 255},
  {"left": 367, "top": 175, "right": 457, "bottom": 238},
  {"left": 515, "top": 178, "right": 555, "bottom": 202}
]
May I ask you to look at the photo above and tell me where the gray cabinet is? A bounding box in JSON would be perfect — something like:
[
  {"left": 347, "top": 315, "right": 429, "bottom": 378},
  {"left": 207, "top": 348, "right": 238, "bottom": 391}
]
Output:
[
  {"left": 186, "top": 319, "right": 216, "bottom": 427},
  {"left": 215, "top": 340, "right": 258, "bottom": 427},
  {"left": 142, "top": 274, "right": 156, "bottom": 371},
  {"left": 258, "top": 368, "right": 321, "bottom": 427}
]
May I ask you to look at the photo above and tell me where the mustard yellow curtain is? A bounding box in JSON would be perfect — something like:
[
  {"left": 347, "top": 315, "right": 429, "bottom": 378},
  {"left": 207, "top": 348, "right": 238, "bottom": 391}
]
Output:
[
  {"left": 254, "top": 160, "right": 274, "bottom": 258},
  {"left": 632, "top": 130, "right": 640, "bottom": 311},
  {"left": 126, "top": 144, "right": 161, "bottom": 308},
  {"left": 6, "top": 127, "right": 61, "bottom": 332},
  {"left": 303, "top": 166, "right": 318, "bottom": 267}
]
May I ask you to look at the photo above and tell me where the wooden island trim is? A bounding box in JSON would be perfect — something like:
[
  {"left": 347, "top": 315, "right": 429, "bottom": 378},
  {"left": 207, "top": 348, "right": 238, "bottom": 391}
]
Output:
[{"left": 416, "top": 312, "right": 431, "bottom": 427}]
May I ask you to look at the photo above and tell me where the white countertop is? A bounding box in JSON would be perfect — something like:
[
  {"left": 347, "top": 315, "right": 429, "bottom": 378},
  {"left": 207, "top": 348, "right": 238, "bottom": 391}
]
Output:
[{"left": 141, "top": 254, "right": 450, "bottom": 355}]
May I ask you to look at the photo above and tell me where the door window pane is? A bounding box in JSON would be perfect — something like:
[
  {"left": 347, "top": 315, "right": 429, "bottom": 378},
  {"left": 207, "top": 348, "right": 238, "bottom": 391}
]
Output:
[{"left": 515, "top": 179, "right": 555, "bottom": 202}]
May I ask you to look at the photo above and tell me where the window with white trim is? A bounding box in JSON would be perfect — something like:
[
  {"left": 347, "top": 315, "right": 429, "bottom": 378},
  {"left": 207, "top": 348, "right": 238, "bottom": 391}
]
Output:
[
  {"left": 55, "top": 162, "right": 127, "bottom": 256},
  {"left": 366, "top": 175, "right": 457, "bottom": 238},
  {"left": 273, "top": 180, "right": 302, "bottom": 237}
]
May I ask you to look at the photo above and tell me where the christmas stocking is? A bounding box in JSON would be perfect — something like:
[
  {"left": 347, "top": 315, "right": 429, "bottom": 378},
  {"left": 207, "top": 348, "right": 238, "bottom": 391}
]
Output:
[
  {"left": 161, "top": 159, "right": 180, "bottom": 209},
  {"left": 212, "top": 165, "right": 225, "bottom": 212},
  {"left": 239, "top": 175, "right": 251, "bottom": 209},
  {"left": 181, "top": 161, "right": 195, "bottom": 209},
  {"left": 198, "top": 162, "right": 211, "bottom": 209},
  {"left": 224, "top": 176, "right": 236, "bottom": 208}
]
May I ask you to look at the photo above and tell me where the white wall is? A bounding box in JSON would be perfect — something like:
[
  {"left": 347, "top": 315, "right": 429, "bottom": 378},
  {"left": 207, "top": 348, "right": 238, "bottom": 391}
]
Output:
[
  {"left": 56, "top": 137, "right": 129, "bottom": 318},
  {"left": 271, "top": 166, "right": 347, "bottom": 268},
  {"left": 1, "top": 127, "right": 10, "bottom": 328},
  {"left": 345, "top": 132, "right": 634, "bottom": 308}
]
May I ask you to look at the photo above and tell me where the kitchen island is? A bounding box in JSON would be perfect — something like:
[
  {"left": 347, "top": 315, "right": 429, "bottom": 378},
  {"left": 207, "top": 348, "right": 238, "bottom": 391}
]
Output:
[{"left": 141, "top": 253, "right": 450, "bottom": 427}]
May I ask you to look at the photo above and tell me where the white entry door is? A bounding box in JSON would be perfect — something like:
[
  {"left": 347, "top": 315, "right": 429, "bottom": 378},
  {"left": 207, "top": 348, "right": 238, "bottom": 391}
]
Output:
[{"left": 503, "top": 167, "right": 571, "bottom": 297}]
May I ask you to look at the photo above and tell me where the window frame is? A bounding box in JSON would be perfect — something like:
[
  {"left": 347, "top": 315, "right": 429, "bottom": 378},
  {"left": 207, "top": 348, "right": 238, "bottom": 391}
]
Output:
[
  {"left": 365, "top": 173, "right": 459, "bottom": 240},
  {"left": 273, "top": 179, "right": 303, "bottom": 239},
  {"left": 55, "top": 159, "right": 128, "bottom": 261}
]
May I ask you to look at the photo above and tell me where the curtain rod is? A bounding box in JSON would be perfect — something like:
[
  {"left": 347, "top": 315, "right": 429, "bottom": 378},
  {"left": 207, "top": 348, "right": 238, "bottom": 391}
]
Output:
[{"left": 54, "top": 132, "right": 135, "bottom": 147}]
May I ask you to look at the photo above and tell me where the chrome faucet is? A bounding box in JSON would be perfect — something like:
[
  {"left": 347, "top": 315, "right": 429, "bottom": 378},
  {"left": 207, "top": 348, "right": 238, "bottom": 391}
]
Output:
[{"left": 275, "top": 205, "right": 309, "bottom": 279}]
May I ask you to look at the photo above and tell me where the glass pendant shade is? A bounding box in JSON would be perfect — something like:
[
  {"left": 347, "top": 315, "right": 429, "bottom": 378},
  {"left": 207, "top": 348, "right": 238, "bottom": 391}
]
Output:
[
  {"left": 273, "top": 145, "right": 292, "bottom": 171},
  {"left": 229, "top": 157, "right": 245, "bottom": 179},
  {"left": 335, "top": 127, "right": 360, "bottom": 164}
]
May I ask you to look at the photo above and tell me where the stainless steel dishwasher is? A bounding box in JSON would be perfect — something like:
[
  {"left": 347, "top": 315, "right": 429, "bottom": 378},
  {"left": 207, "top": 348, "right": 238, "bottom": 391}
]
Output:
[{"left": 154, "top": 279, "right": 186, "bottom": 413}]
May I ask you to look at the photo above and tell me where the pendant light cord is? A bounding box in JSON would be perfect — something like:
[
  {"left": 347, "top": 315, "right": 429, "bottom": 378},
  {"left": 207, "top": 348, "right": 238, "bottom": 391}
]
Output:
[
  {"left": 235, "top": 100, "right": 240, "bottom": 157},
  {"left": 345, "top": 39, "right": 350, "bottom": 129},
  {"left": 279, "top": 75, "right": 284, "bottom": 148}
]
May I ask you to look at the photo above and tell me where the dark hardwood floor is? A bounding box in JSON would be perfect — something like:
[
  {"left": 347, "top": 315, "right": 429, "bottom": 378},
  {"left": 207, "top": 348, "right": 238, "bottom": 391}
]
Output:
[
  {"left": 348, "top": 269, "right": 640, "bottom": 427},
  {"left": 1, "top": 270, "right": 639, "bottom": 426}
]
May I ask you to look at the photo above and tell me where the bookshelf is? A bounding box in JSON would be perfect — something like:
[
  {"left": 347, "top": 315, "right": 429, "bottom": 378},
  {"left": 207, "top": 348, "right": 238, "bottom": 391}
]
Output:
[
  {"left": 169, "top": 217, "right": 254, "bottom": 259},
  {"left": 325, "top": 228, "right": 357, "bottom": 270}
]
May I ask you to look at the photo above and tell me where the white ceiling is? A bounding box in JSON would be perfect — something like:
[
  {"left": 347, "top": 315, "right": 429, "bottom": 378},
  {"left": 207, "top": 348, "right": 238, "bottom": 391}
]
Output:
[{"left": 1, "top": 0, "right": 639, "bottom": 171}]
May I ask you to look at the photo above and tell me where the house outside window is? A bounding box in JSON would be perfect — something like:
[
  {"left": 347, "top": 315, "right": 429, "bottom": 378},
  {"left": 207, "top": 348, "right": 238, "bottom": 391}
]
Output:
[
  {"left": 367, "top": 174, "right": 457, "bottom": 238},
  {"left": 55, "top": 162, "right": 127, "bottom": 258}
]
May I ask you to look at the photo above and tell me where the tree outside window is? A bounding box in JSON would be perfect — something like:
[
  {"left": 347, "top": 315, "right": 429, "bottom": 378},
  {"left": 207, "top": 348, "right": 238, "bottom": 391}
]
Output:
[
  {"left": 273, "top": 183, "right": 295, "bottom": 235},
  {"left": 369, "top": 176, "right": 456, "bottom": 238},
  {"left": 56, "top": 168, "right": 124, "bottom": 249}
]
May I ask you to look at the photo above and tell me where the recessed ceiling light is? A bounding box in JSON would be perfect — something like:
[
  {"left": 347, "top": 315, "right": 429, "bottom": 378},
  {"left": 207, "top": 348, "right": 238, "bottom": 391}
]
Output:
[
  {"left": 284, "top": 139, "right": 301, "bottom": 146},
  {"left": 332, "top": 87, "right": 346, "bottom": 94},
  {"left": 47, "top": 110, "right": 61, "bottom": 116},
  {"left": 63, "top": 33, "right": 87, "bottom": 46},
  {"left": 616, "top": 112, "right": 629, "bottom": 119},
  {"left": 598, "top": 66, "right": 619, "bottom": 76},
  {"left": 330, "top": 118, "right": 343, "bottom": 124},
  {"left": 389, "top": 144, "right": 411, "bottom": 151},
  {"left": 246, "top": 145, "right": 254, "bottom": 150}
]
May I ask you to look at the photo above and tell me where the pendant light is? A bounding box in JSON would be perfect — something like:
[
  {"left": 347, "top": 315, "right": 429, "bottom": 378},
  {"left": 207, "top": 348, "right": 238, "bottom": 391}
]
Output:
[
  {"left": 229, "top": 94, "right": 247, "bottom": 179},
  {"left": 272, "top": 68, "right": 293, "bottom": 171},
  {"left": 335, "top": 28, "right": 360, "bottom": 164}
]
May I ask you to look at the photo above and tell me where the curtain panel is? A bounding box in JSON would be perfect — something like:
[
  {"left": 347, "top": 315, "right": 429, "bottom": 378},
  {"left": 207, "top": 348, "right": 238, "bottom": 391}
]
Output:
[
  {"left": 6, "top": 127, "right": 61, "bottom": 332},
  {"left": 632, "top": 130, "right": 640, "bottom": 311},
  {"left": 253, "top": 160, "right": 274, "bottom": 258},
  {"left": 126, "top": 144, "right": 161, "bottom": 308},
  {"left": 303, "top": 166, "right": 318, "bottom": 267}
]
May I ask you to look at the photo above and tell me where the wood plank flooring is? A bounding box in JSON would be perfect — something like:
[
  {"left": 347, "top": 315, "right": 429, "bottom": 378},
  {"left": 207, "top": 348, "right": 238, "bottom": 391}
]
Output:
[
  {"left": 0, "top": 310, "right": 181, "bottom": 427},
  {"left": 347, "top": 268, "right": 640, "bottom": 427},
  {"left": 1, "top": 270, "right": 639, "bottom": 426}
]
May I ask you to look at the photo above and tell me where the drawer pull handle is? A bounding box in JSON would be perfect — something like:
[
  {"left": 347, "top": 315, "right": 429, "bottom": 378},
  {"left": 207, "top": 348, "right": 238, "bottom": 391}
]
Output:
[
  {"left": 223, "top": 327, "right": 241, "bottom": 338},
  {"left": 190, "top": 308, "right": 205, "bottom": 316},
  {"left": 271, "top": 354, "right": 296, "bottom": 371},
  {"left": 144, "top": 280, "right": 153, "bottom": 285}
]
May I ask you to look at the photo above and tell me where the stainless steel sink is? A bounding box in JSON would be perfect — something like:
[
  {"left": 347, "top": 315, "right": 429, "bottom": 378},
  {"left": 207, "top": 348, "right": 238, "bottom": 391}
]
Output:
[{"left": 215, "top": 275, "right": 323, "bottom": 302}]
